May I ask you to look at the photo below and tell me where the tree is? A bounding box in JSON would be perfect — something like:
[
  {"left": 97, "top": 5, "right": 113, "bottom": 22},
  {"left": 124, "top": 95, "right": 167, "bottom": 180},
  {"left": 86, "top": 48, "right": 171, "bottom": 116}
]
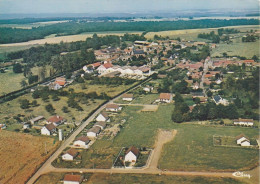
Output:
[
  {"left": 13, "top": 63, "right": 22, "bottom": 73},
  {"left": 20, "top": 99, "right": 30, "bottom": 109},
  {"left": 207, "top": 90, "right": 213, "bottom": 97},
  {"left": 252, "top": 55, "right": 259, "bottom": 62},
  {"left": 32, "top": 100, "right": 38, "bottom": 107},
  {"left": 194, "top": 97, "right": 200, "bottom": 104},
  {"left": 20, "top": 80, "right": 28, "bottom": 88},
  {"left": 52, "top": 94, "right": 60, "bottom": 101},
  {"left": 45, "top": 104, "right": 55, "bottom": 114},
  {"left": 62, "top": 106, "right": 69, "bottom": 113}
]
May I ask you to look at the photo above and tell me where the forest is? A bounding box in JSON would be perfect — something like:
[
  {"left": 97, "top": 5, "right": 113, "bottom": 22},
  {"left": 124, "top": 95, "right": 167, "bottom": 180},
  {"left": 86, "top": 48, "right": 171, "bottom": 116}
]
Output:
[{"left": 0, "top": 19, "right": 259, "bottom": 43}]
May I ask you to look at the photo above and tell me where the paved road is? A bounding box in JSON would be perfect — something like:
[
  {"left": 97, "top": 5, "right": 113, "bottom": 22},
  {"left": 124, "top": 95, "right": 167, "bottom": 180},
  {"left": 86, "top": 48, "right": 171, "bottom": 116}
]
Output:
[{"left": 27, "top": 78, "right": 151, "bottom": 184}]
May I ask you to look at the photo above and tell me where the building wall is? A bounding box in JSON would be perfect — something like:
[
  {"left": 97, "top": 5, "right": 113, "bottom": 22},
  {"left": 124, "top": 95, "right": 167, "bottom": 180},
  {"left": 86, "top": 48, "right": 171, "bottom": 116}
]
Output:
[
  {"left": 41, "top": 127, "right": 50, "bottom": 135},
  {"left": 124, "top": 151, "right": 137, "bottom": 162},
  {"left": 62, "top": 154, "right": 74, "bottom": 161}
]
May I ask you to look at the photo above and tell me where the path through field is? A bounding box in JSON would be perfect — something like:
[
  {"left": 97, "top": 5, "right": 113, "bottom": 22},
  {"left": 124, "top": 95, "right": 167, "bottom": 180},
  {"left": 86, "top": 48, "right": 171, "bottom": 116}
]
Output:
[{"left": 148, "top": 129, "right": 177, "bottom": 169}]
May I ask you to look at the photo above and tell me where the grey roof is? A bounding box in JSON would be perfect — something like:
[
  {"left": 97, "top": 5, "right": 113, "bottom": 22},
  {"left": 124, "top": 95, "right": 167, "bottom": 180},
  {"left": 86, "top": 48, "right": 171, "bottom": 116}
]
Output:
[
  {"left": 133, "top": 49, "right": 145, "bottom": 55},
  {"left": 213, "top": 95, "right": 221, "bottom": 103},
  {"left": 88, "top": 126, "right": 101, "bottom": 134},
  {"left": 94, "top": 121, "right": 107, "bottom": 128}
]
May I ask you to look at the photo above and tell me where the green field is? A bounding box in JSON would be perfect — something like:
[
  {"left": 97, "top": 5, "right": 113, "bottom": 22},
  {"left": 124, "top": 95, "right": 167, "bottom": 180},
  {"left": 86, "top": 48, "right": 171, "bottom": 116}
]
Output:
[
  {"left": 0, "top": 65, "right": 53, "bottom": 95},
  {"left": 52, "top": 92, "right": 258, "bottom": 171},
  {"left": 0, "top": 66, "right": 25, "bottom": 94},
  {"left": 36, "top": 172, "right": 243, "bottom": 184},
  {"left": 211, "top": 41, "right": 259, "bottom": 58}
]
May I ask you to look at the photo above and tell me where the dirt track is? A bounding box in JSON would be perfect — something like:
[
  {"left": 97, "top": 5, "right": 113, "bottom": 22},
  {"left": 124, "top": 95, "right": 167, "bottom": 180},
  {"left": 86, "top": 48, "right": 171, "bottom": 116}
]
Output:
[{"left": 148, "top": 129, "right": 177, "bottom": 169}]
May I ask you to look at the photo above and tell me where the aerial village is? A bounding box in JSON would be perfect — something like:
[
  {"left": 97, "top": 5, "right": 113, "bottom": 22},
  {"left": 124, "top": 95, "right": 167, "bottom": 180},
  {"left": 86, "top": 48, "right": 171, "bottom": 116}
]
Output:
[{"left": 0, "top": 28, "right": 259, "bottom": 184}]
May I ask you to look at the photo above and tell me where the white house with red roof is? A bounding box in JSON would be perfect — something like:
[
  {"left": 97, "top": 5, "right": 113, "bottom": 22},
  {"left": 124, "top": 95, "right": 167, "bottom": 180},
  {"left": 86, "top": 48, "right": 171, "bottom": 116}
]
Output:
[
  {"left": 47, "top": 115, "right": 65, "bottom": 126},
  {"left": 63, "top": 174, "right": 83, "bottom": 184},
  {"left": 124, "top": 146, "right": 140, "bottom": 163},
  {"left": 97, "top": 63, "right": 113, "bottom": 74},
  {"left": 73, "top": 136, "right": 90, "bottom": 148},
  {"left": 41, "top": 123, "right": 57, "bottom": 135}
]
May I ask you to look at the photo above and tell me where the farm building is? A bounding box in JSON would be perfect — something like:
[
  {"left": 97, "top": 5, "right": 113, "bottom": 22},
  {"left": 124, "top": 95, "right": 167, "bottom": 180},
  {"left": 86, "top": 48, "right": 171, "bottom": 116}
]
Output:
[
  {"left": 62, "top": 148, "right": 79, "bottom": 161},
  {"left": 122, "top": 93, "right": 134, "bottom": 101},
  {"left": 233, "top": 119, "right": 254, "bottom": 126},
  {"left": 63, "top": 174, "right": 83, "bottom": 184},
  {"left": 29, "top": 116, "right": 45, "bottom": 125},
  {"left": 124, "top": 146, "right": 140, "bottom": 163},
  {"left": 73, "top": 136, "right": 90, "bottom": 148},
  {"left": 41, "top": 123, "right": 56, "bottom": 136},
  {"left": 87, "top": 126, "right": 101, "bottom": 138},
  {"left": 96, "top": 112, "right": 110, "bottom": 122}
]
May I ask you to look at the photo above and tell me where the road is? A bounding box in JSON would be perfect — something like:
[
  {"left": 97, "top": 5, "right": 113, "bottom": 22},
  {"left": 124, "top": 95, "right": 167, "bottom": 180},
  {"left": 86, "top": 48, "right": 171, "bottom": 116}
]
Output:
[
  {"left": 200, "top": 57, "right": 210, "bottom": 96},
  {"left": 27, "top": 78, "right": 151, "bottom": 184},
  {"left": 33, "top": 128, "right": 235, "bottom": 181}
]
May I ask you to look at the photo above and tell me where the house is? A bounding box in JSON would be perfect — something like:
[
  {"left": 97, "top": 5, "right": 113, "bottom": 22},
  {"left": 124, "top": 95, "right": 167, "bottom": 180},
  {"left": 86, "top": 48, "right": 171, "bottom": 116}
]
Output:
[
  {"left": 233, "top": 119, "right": 254, "bottom": 126},
  {"left": 143, "top": 86, "right": 153, "bottom": 92},
  {"left": 96, "top": 112, "right": 110, "bottom": 122},
  {"left": 62, "top": 148, "right": 79, "bottom": 161},
  {"left": 159, "top": 93, "right": 172, "bottom": 103},
  {"left": 63, "top": 174, "right": 83, "bottom": 184},
  {"left": 23, "top": 123, "right": 30, "bottom": 129},
  {"left": 73, "top": 136, "right": 90, "bottom": 148},
  {"left": 29, "top": 116, "right": 45, "bottom": 125},
  {"left": 213, "top": 95, "right": 229, "bottom": 105},
  {"left": 94, "top": 121, "right": 107, "bottom": 130},
  {"left": 132, "top": 49, "right": 146, "bottom": 58},
  {"left": 87, "top": 126, "right": 101, "bottom": 138},
  {"left": 49, "top": 82, "right": 62, "bottom": 90},
  {"left": 97, "top": 63, "right": 113, "bottom": 74},
  {"left": 55, "top": 77, "right": 66, "bottom": 86},
  {"left": 41, "top": 123, "right": 57, "bottom": 135},
  {"left": 241, "top": 140, "right": 251, "bottom": 146},
  {"left": 122, "top": 94, "right": 134, "bottom": 101},
  {"left": 124, "top": 146, "right": 140, "bottom": 163},
  {"left": 47, "top": 115, "right": 65, "bottom": 126},
  {"left": 236, "top": 134, "right": 251, "bottom": 146},
  {"left": 105, "top": 104, "right": 121, "bottom": 112}
]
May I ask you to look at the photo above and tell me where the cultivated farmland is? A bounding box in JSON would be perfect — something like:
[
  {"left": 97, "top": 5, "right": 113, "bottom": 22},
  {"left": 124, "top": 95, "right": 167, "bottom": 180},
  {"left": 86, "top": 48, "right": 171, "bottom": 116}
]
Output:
[{"left": 0, "top": 130, "right": 58, "bottom": 184}]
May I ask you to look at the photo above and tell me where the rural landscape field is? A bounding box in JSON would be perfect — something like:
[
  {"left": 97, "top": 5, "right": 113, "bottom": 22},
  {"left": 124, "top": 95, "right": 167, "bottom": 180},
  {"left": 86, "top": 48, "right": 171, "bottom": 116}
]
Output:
[{"left": 0, "top": 0, "right": 259, "bottom": 184}]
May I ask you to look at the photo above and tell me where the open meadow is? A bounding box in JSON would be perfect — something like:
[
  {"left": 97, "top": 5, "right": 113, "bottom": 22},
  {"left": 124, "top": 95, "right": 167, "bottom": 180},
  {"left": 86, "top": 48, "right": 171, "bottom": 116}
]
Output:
[
  {"left": 145, "top": 25, "right": 259, "bottom": 41},
  {"left": 0, "top": 65, "right": 25, "bottom": 94},
  {"left": 51, "top": 94, "right": 259, "bottom": 172},
  {"left": 0, "top": 130, "right": 58, "bottom": 184},
  {"left": 35, "top": 172, "right": 243, "bottom": 184},
  {"left": 0, "top": 31, "right": 142, "bottom": 48}
]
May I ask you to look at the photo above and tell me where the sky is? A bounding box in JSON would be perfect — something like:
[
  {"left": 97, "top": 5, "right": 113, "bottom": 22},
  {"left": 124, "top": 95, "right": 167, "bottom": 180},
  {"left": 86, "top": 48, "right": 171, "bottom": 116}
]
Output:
[{"left": 0, "top": 0, "right": 259, "bottom": 14}]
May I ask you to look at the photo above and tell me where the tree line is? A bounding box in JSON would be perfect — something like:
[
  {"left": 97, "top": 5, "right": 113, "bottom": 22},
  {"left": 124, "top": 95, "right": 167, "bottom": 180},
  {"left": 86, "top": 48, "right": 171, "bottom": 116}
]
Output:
[{"left": 0, "top": 19, "right": 259, "bottom": 43}]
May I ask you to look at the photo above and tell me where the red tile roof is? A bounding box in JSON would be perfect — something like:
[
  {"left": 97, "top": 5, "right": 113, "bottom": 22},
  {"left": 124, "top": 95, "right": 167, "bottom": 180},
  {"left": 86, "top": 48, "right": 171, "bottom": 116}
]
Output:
[
  {"left": 103, "top": 63, "right": 113, "bottom": 69},
  {"left": 106, "top": 104, "right": 120, "bottom": 109},
  {"left": 45, "top": 123, "right": 56, "bottom": 131},
  {"left": 126, "top": 146, "right": 140, "bottom": 157},
  {"left": 91, "top": 62, "right": 101, "bottom": 68},
  {"left": 47, "top": 116, "right": 63, "bottom": 123},
  {"left": 76, "top": 136, "right": 90, "bottom": 143},
  {"left": 159, "top": 93, "right": 171, "bottom": 100},
  {"left": 64, "top": 174, "right": 82, "bottom": 182},
  {"left": 66, "top": 148, "right": 78, "bottom": 157},
  {"left": 122, "top": 93, "right": 133, "bottom": 98}
]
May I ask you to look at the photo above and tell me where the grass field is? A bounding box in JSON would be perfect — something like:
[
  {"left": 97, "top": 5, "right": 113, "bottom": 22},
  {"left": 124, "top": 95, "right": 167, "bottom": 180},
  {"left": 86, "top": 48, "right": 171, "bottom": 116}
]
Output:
[
  {"left": 0, "top": 31, "right": 142, "bottom": 48},
  {"left": 51, "top": 94, "right": 259, "bottom": 172},
  {"left": 211, "top": 41, "right": 259, "bottom": 58},
  {"left": 0, "top": 66, "right": 25, "bottom": 94},
  {"left": 0, "top": 65, "right": 55, "bottom": 95},
  {"left": 0, "top": 130, "right": 58, "bottom": 184},
  {"left": 145, "top": 25, "right": 259, "bottom": 41},
  {"left": 36, "top": 172, "right": 243, "bottom": 184}
]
